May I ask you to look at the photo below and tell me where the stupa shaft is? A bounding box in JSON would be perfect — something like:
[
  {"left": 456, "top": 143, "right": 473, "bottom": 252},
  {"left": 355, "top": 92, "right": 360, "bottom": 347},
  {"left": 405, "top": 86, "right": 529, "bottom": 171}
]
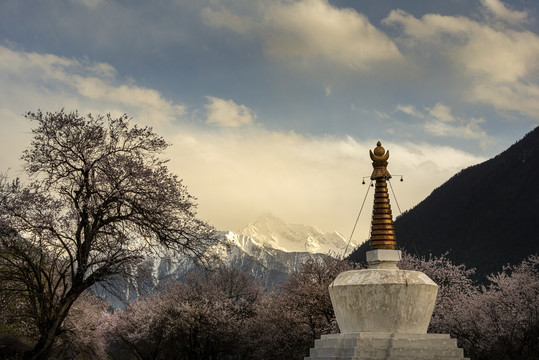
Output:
[
  {"left": 369, "top": 141, "right": 396, "bottom": 250},
  {"left": 370, "top": 179, "right": 396, "bottom": 249}
]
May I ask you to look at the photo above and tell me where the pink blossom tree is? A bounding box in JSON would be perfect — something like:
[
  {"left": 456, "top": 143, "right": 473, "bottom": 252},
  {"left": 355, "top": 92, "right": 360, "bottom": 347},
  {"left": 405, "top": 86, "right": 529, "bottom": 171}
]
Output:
[
  {"left": 399, "top": 252, "right": 539, "bottom": 360},
  {"left": 53, "top": 292, "right": 110, "bottom": 359},
  {"left": 106, "top": 266, "right": 263, "bottom": 360},
  {"left": 457, "top": 255, "right": 539, "bottom": 359},
  {"left": 0, "top": 110, "right": 216, "bottom": 359},
  {"left": 245, "top": 256, "right": 355, "bottom": 359}
]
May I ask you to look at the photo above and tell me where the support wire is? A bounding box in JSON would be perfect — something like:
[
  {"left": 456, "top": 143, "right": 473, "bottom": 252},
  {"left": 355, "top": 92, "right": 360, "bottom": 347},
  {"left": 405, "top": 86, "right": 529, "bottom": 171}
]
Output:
[{"left": 344, "top": 180, "right": 373, "bottom": 255}]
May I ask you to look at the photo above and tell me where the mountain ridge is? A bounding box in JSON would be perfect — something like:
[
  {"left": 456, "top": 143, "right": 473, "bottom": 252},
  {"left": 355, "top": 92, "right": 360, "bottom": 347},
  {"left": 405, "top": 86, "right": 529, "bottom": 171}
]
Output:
[{"left": 240, "top": 213, "right": 353, "bottom": 254}]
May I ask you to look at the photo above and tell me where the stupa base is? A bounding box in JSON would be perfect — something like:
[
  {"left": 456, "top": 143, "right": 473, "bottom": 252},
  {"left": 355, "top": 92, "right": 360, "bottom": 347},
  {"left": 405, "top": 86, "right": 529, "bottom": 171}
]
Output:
[{"left": 305, "top": 332, "right": 469, "bottom": 360}]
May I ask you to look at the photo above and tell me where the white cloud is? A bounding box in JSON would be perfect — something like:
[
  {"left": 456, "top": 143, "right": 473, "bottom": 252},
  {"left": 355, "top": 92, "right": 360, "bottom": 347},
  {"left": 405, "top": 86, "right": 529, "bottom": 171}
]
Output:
[
  {"left": 205, "top": 96, "right": 256, "bottom": 127},
  {"left": 459, "top": 28, "right": 539, "bottom": 84},
  {"left": 200, "top": 5, "right": 254, "bottom": 34},
  {"left": 0, "top": 45, "right": 185, "bottom": 124},
  {"left": 383, "top": 9, "right": 539, "bottom": 118},
  {"left": 425, "top": 116, "right": 487, "bottom": 139},
  {"left": 470, "top": 81, "right": 539, "bottom": 119},
  {"left": 480, "top": 0, "right": 528, "bottom": 24},
  {"left": 324, "top": 85, "right": 332, "bottom": 96},
  {"left": 202, "top": 0, "right": 402, "bottom": 70},
  {"left": 383, "top": 9, "right": 539, "bottom": 82},
  {"left": 429, "top": 103, "right": 454, "bottom": 123},
  {"left": 396, "top": 104, "right": 424, "bottom": 118},
  {"left": 70, "top": 0, "right": 105, "bottom": 8},
  {"left": 375, "top": 110, "right": 390, "bottom": 119},
  {"left": 424, "top": 103, "right": 487, "bottom": 141},
  {"left": 395, "top": 101, "right": 488, "bottom": 141}
]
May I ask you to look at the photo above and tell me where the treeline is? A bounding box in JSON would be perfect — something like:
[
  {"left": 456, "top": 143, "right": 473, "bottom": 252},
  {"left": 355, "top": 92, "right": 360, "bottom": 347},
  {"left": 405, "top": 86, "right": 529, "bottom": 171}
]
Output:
[{"left": 2, "top": 253, "right": 538, "bottom": 360}]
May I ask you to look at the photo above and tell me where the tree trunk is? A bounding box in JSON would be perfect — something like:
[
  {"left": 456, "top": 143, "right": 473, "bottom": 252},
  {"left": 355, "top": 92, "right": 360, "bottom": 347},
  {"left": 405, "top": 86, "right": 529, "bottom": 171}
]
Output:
[
  {"left": 22, "top": 294, "right": 78, "bottom": 360},
  {"left": 21, "top": 336, "right": 53, "bottom": 360}
]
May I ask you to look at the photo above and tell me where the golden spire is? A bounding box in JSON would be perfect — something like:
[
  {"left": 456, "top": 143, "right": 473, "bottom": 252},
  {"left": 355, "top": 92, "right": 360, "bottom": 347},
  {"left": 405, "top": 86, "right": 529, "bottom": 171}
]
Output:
[{"left": 369, "top": 141, "right": 396, "bottom": 250}]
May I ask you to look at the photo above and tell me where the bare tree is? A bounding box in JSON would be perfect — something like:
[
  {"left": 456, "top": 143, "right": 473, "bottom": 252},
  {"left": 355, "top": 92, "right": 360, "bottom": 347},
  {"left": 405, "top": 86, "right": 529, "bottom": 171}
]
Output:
[{"left": 0, "top": 110, "right": 217, "bottom": 359}]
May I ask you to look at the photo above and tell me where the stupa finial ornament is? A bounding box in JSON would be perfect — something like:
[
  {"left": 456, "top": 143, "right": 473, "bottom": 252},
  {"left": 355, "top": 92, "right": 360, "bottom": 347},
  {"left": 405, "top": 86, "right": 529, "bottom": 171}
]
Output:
[{"left": 369, "top": 141, "right": 391, "bottom": 180}]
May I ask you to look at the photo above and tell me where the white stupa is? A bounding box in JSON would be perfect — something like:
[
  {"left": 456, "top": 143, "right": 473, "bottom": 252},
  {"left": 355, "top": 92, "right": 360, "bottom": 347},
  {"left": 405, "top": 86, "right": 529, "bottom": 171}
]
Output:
[{"left": 306, "top": 142, "right": 468, "bottom": 360}]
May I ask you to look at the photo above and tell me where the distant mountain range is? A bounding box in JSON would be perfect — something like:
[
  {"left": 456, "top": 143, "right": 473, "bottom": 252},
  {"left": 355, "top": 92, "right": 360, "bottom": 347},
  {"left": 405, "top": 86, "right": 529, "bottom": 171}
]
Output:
[
  {"left": 240, "top": 213, "right": 353, "bottom": 254},
  {"left": 98, "top": 214, "right": 352, "bottom": 307},
  {"left": 349, "top": 126, "right": 539, "bottom": 279}
]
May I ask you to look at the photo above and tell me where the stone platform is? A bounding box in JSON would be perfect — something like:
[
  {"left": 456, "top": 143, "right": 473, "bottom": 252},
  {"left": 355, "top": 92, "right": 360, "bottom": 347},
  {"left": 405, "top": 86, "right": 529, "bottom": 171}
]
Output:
[{"left": 305, "top": 332, "right": 469, "bottom": 360}]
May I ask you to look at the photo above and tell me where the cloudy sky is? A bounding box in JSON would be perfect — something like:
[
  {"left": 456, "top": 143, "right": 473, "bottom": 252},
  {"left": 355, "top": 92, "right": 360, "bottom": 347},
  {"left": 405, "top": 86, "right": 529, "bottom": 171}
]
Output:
[{"left": 1, "top": 0, "right": 538, "bottom": 244}]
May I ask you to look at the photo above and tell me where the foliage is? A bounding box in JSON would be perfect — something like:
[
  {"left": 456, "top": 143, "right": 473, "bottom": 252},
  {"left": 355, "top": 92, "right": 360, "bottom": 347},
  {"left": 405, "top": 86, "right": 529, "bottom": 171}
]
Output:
[
  {"left": 455, "top": 255, "right": 539, "bottom": 359},
  {"left": 106, "top": 266, "right": 263, "bottom": 360},
  {"left": 51, "top": 292, "right": 110, "bottom": 360},
  {"left": 105, "top": 257, "right": 354, "bottom": 360},
  {"left": 22, "top": 250, "right": 536, "bottom": 360},
  {"left": 0, "top": 110, "right": 216, "bottom": 359},
  {"left": 399, "top": 252, "right": 539, "bottom": 360}
]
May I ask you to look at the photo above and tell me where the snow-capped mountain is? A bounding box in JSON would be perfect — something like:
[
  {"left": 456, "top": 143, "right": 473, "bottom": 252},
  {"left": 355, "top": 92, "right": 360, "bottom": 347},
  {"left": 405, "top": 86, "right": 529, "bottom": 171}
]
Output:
[
  {"left": 97, "top": 215, "right": 353, "bottom": 307},
  {"left": 240, "top": 213, "right": 355, "bottom": 255},
  {"left": 207, "top": 230, "right": 327, "bottom": 284}
]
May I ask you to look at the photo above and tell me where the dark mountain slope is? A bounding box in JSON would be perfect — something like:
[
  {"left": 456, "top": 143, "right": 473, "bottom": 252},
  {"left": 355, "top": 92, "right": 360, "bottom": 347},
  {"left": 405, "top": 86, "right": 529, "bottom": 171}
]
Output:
[{"left": 349, "top": 126, "right": 539, "bottom": 279}]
